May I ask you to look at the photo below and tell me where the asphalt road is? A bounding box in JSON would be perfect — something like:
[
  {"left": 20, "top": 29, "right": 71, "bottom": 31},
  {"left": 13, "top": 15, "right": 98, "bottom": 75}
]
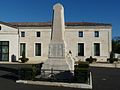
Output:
[
  {"left": 0, "top": 64, "right": 120, "bottom": 90},
  {"left": 90, "top": 67, "right": 120, "bottom": 90}
]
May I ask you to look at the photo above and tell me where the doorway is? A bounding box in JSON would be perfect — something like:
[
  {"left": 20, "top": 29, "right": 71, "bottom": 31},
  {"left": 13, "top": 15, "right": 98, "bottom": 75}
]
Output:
[{"left": 0, "top": 41, "right": 9, "bottom": 61}]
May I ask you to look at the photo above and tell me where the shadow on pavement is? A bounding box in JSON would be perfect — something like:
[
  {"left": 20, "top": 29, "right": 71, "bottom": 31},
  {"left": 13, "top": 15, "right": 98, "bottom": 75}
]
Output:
[
  {"left": 0, "top": 66, "right": 18, "bottom": 74},
  {"left": 0, "top": 73, "right": 18, "bottom": 81},
  {"left": 0, "top": 66, "right": 19, "bottom": 81}
]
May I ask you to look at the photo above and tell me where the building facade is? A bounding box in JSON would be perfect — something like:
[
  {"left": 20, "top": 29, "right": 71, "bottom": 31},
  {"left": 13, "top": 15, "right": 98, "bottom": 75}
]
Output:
[{"left": 0, "top": 21, "right": 112, "bottom": 62}]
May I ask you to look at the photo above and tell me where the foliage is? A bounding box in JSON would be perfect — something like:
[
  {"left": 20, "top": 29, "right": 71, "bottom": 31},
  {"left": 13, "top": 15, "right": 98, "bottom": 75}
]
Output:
[
  {"left": 74, "top": 68, "right": 89, "bottom": 83},
  {"left": 75, "top": 61, "right": 89, "bottom": 68},
  {"left": 74, "top": 62, "right": 89, "bottom": 83},
  {"left": 110, "top": 51, "right": 115, "bottom": 58},
  {"left": 107, "top": 51, "right": 118, "bottom": 63},
  {"left": 19, "top": 58, "right": 29, "bottom": 63},
  {"left": 107, "top": 58, "right": 118, "bottom": 63},
  {"left": 112, "top": 36, "right": 120, "bottom": 54},
  {"left": 86, "top": 56, "right": 97, "bottom": 63},
  {"left": 19, "top": 49, "right": 29, "bottom": 63},
  {"left": 19, "top": 65, "right": 39, "bottom": 80}
]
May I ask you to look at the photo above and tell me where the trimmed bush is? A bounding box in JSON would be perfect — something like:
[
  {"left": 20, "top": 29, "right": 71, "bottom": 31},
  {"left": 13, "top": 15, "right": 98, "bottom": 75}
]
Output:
[
  {"left": 19, "top": 65, "right": 38, "bottom": 80},
  {"left": 75, "top": 61, "right": 89, "bottom": 68},
  {"left": 19, "top": 58, "right": 29, "bottom": 63},
  {"left": 74, "top": 68, "right": 89, "bottom": 83},
  {"left": 19, "top": 49, "right": 29, "bottom": 63},
  {"left": 20, "top": 68, "right": 33, "bottom": 80},
  {"left": 107, "top": 58, "right": 118, "bottom": 63},
  {"left": 86, "top": 56, "right": 97, "bottom": 63},
  {"left": 74, "top": 62, "right": 89, "bottom": 83}
]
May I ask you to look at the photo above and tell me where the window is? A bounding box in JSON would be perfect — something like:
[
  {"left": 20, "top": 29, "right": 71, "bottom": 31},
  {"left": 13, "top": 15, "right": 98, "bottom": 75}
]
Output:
[
  {"left": 35, "top": 43, "right": 41, "bottom": 56},
  {"left": 21, "top": 31, "right": 25, "bottom": 37},
  {"left": 78, "top": 43, "right": 84, "bottom": 56},
  {"left": 94, "top": 31, "right": 99, "bottom": 37},
  {"left": 36, "top": 32, "right": 41, "bottom": 37},
  {"left": 0, "top": 41, "right": 9, "bottom": 61},
  {"left": 20, "top": 43, "right": 26, "bottom": 56},
  {"left": 79, "top": 31, "right": 83, "bottom": 37},
  {"left": 94, "top": 43, "right": 100, "bottom": 56}
]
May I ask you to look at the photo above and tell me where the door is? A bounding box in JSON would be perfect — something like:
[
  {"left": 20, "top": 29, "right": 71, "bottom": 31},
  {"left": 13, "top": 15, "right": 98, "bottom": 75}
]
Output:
[{"left": 0, "top": 41, "right": 9, "bottom": 61}]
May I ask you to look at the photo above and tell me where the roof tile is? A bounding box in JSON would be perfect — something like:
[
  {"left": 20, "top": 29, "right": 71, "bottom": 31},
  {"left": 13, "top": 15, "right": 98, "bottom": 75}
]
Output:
[{"left": 9, "top": 22, "right": 111, "bottom": 27}]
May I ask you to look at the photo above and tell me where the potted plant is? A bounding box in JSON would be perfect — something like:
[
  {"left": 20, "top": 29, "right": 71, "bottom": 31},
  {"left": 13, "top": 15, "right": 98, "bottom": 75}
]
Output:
[
  {"left": 86, "top": 56, "right": 97, "bottom": 63},
  {"left": 107, "top": 51, "right": 118, "bottom": 63},
  {"left": 19, "top": 50, "right": 29, "bottom": 63}
]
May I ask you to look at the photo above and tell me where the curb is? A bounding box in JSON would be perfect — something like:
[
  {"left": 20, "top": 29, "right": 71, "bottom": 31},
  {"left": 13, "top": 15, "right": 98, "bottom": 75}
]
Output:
[
  {"left": 16, "top": 72, "right": 92, "bottom": 89},
  {"left": 90, "top": 63, "right": 120, "bottom": 68}
]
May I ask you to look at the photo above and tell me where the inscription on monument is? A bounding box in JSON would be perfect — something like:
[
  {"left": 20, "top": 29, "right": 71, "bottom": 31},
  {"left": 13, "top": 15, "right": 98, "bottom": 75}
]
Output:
[{"left": 49, "top": 44, "right": 64, "bottom": 58}]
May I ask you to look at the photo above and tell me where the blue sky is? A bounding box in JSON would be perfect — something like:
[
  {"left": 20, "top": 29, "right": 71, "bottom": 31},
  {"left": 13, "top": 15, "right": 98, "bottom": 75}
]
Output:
[{"left": 0, "top": 0, "right": 119, "bottom": 37}]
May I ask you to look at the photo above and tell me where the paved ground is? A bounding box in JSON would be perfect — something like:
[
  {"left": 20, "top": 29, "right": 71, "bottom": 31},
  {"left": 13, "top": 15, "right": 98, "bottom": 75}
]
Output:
[
  {"left": 0, "top": 64, "right": 86, "bottom": 90},
  {"left": 90, "top": 67, "right": 120, "bottom": 90},
  {"left": 0, "top": 64, "right": 120, "bottom": 90},
  {"left": 90, "top": 63, "right": 120, "bottom": 68}
]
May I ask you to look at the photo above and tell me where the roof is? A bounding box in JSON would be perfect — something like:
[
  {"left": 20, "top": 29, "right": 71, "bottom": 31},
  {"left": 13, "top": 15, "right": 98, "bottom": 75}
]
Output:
[
  {"left": 0, "top": 21, "right": 112, "bottom": 27},
  {"left": 0, "top": 21, "right": 17, "bottom": 28},
  {"left": 9, "top": 22, "right": 112, "bottom": 27},
  {"left": 10, "top": 22, "right": 51, "bottom": 27},
  {"left": 66, "top": 22, "right": 111, "bottom": 26}
]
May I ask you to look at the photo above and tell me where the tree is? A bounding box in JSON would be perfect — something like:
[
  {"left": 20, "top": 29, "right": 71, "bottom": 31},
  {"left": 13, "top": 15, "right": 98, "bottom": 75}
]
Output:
[{"left": 112, "top": 36, "right": 120, "bottom": 54}]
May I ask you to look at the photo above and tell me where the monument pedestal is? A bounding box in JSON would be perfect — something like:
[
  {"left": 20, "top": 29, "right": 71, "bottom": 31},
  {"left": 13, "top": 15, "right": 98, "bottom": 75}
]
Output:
[
  {"left": 48, "top": 42, "right": 65, "bottom": 58},
  {"left": 41, "top": 42, "right": 74, "bottom": 79},
  {"left": 41, "top": 58, "right": 74, "bottom": 80}
]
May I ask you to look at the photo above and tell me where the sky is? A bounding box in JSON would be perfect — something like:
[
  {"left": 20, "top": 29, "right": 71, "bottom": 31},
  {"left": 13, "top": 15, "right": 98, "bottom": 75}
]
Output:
[{"left": 0, "top": 0, "right": 119, "bottom": 38}]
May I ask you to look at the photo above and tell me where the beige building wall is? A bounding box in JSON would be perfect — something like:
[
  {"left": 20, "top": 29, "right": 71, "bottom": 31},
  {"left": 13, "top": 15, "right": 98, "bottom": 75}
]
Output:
[
  {"left": 0, "top": 23, "right": 19, "bottom": 62},
  {"left": 65, "top": 26, "right": 112, "bottom": 62},
  {"left": 19, "top": 27, "right": 51, "bottom": 58},
  {"left": 18, "top": 25, "right": 112, "bottom": 62}
]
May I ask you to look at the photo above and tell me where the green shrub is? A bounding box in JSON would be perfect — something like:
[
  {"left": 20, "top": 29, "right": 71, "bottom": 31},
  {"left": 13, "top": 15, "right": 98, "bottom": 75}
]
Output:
[
  {"left": 19, "top": 49, "right": 29, "bottom": 63},
  {"left": 86, "top": 56, "right": 97, "bottom": 63},
  {"left": 19, "top": 68, "right": 33, "bottom": 80},
  {"left": 74, "top": 62, "right": 89, "bottom": 83},
  {"left": 74, "top": 67, "right": 89, "bottom": 83},
  {"left": 19, "top": 65, "right": 38, "bottom": 80},
  {"left": 110, "top": 51, "right": 115, "bottom": 58},
  {"left": 75, "top": 61, "right": 89, "bottom": 68},
  {"left": 19, "top": 58, "right": 29, "bottom": 63},
  {"left": 107, "top": 58, "right": 118, "bottom": 63}
]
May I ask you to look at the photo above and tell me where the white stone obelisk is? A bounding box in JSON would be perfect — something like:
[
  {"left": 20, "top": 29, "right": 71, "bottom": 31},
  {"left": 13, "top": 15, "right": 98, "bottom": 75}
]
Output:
[
  {"left": 41, "top": 3, "right": 74, "bottom": 78},
  {"left": 49, "top": 3, "right": 65, "bottom": 58},
  {"left": 51, "top": 3, "right": 65, "bottom": 42}
]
